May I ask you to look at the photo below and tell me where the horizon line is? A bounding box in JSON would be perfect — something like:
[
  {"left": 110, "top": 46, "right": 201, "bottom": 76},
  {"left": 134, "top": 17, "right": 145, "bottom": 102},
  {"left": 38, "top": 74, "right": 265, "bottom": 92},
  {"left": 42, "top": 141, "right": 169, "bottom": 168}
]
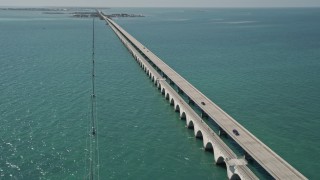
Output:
[{"left": 1, "top": 5, "right": 320, "bottom": 8}]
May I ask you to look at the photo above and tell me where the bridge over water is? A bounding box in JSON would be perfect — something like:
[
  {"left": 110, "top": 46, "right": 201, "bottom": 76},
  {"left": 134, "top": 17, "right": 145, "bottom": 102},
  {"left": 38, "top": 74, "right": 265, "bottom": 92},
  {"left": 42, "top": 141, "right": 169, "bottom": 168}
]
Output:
[{"left": 98, "top": 11, "right": 307, "bottom": 180}]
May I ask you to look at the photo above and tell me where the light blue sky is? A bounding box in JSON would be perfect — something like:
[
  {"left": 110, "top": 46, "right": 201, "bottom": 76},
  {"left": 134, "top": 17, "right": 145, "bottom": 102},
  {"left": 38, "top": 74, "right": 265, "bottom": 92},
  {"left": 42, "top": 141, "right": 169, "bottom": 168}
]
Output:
[{"left": 1, "top": 0, "right": 320, "bottom": 7}]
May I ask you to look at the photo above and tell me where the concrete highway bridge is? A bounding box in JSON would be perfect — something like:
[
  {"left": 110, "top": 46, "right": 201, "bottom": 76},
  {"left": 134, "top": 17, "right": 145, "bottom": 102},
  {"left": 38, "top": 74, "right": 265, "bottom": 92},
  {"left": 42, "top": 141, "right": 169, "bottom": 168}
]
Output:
[{"left": 98, "top": 11, "right": 307, "bottom": 180}]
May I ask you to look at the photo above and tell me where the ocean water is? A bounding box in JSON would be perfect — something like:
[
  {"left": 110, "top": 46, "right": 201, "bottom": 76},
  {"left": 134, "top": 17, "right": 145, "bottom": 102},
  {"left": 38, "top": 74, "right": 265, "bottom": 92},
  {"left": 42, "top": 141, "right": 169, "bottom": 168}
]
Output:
[{"left": 0, "top": 8, "right": 319, "bottom": 179}]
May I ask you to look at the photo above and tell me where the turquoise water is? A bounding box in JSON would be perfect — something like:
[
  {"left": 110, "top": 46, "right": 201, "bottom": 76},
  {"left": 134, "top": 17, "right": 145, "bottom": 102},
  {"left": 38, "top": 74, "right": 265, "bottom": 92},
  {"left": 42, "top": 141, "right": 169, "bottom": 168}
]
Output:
[{"left": 1, "top": 8, "right": 320, "bottom": 179}]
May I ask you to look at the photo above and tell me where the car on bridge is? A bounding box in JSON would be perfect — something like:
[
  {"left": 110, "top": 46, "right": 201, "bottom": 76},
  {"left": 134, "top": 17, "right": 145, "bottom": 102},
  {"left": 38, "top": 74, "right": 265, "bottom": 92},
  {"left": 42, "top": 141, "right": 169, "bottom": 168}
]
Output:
[{"left": 233, "top": 129, "right": 240, "bottom": 136}]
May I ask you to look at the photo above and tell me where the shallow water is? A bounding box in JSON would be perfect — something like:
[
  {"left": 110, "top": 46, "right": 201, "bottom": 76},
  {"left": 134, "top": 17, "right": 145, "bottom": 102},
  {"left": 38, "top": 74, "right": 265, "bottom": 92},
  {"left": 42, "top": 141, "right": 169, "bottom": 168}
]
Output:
[{"left": 0, "top": 8, "right": 319, "bottom": 179}]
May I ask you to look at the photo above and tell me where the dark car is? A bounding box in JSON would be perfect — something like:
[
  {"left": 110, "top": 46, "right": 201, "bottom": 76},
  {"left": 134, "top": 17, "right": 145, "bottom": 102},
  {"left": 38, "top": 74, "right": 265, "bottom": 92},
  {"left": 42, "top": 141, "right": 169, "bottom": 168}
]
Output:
[
  {"left": 201, "top": 102, "right": 206, "bottom": 105},
  {"left": 233, "top": 129, "right": 240, "bottom": 136}
]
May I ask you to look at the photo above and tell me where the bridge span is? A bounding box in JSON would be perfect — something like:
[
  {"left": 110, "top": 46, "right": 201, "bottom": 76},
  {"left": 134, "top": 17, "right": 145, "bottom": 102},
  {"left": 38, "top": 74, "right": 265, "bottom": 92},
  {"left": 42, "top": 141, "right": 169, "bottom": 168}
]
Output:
[{"left": 99, "top": 12, "right": 307, "bottom": 180}]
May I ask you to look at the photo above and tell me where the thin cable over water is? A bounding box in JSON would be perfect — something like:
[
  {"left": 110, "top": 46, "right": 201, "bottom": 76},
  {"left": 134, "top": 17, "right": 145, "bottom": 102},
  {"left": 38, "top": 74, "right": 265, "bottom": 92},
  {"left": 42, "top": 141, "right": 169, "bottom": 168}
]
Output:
[{"left": 85, "top": 17, "right": 100, "bottom": 180}]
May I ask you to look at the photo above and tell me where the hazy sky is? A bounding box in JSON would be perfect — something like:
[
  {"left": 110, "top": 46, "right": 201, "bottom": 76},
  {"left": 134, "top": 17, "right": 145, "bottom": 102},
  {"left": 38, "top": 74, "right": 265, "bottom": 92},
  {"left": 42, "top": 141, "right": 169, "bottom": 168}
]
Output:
[{"left": 1, "top": 0, "right": 320, "bottom": 7}]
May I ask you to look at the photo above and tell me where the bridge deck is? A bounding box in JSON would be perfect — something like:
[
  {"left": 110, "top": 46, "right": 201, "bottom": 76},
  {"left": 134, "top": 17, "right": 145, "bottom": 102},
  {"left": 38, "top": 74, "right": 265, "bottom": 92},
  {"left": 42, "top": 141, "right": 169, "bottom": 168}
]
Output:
[{"left": 103, "top": 15, "right": 307, "bottom": 180}]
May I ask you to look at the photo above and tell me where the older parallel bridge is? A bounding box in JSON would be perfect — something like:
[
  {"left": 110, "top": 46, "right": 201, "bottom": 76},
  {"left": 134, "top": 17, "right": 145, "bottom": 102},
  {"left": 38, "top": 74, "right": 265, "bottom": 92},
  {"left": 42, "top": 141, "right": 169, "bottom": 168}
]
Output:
[{"left": 98, "top": 12, "right": 307, "bottom": 180}]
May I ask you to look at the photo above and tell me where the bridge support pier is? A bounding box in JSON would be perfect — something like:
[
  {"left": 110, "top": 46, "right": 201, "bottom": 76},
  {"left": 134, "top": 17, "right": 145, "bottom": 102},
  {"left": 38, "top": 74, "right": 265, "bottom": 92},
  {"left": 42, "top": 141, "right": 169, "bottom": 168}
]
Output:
[
  {"left": 163, "top": 74, "right": 168, "bottom": 79},
  {"left": 201, "top": 110, "right": 208, "bottom": 118},
  {"left": 219, "top": 127, "right": 227, "bottom": 137},
  {"left": 161, "top": 72, "right": 168, "bottom": 78},
  {"left": 188, "top": 97, "right": 195, "bottom": 105}
]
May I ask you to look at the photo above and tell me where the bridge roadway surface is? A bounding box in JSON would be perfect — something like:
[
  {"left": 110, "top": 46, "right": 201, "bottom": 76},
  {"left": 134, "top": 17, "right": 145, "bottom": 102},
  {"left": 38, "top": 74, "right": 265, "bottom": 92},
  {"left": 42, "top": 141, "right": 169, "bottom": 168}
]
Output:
[{"left": 102, "top": 14, "right": 307, "bottom": 180}]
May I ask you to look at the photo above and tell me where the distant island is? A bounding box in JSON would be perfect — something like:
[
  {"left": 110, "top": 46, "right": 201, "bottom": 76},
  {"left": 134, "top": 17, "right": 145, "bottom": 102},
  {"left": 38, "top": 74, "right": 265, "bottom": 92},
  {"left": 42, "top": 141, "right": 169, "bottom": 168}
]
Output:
[
  {"left": 107, "top": 13, "right": 144, "bottom": 18},
  {"left": 0, "top": 7, "right": 69, "bottom": 11},
  {"left": 71, "top": 12, "right": 144, "bottom": 18},
  {"left": 71, "top": 12, "right": 98, "bottom": 18},
  {"left": 0, "top": 7, "right": 144, "bottom": 19}
]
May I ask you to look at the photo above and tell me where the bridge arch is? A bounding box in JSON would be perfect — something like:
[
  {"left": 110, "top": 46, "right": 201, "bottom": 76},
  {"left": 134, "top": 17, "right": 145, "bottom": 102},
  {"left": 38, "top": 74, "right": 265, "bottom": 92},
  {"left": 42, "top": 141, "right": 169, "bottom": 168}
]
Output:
[
  {"left": 165, "top": 93, "right": 170, "bottom": 100},
  {"left": 195, "top": 130, "right": 203, "bottom": 139},
  {"left": 216, "top": 156, "right": 226, "bottom": 166},
  {"left": 147, "top": 69, "right": 149, "bottom": 75},
  {"left": 151, "top": 76, "right": 155, "bottom": 82},
  {"left": 175, "top": 104, "right": 180, "bottom": 112},
  {"left": 161, "top": 87, "right": 166, "bottom": 95},
  {"left": 230, "top": 174, "right": 241, "bottom": 180},
  {"left": 204, "top": 142, "right": 213, "bottom": 152},
  {"left": 187, "top": 120, "right": 194, "bottom": 129},
  {"left": 170, "top": 98, "right": 175, "bottom": 106},
  {"left": 180, "top": 112, "right": 186, "bottom": 120},
  {"left": 158, "top": 83, "right": 162, "bottom": 90}
]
